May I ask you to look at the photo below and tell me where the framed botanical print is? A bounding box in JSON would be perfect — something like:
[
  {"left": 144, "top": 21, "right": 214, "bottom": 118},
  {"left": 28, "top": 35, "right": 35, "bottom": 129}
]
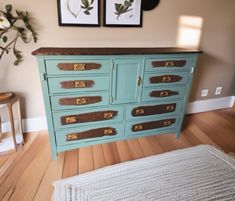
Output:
[
  {"left": 104, "top": 0, "right": 142, "bottom": 27},
  {"left": 57, "top": 0, "right": 100, "bottom": 26}
]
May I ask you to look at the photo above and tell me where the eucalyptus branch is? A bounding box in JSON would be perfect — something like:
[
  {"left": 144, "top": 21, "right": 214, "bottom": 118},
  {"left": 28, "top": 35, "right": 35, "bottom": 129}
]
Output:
[
  {"left": 0, "top": 35, "right": 17, "bottom": 60},
  {"left": 0, "top": 4, "right": 38, "bottom": 65}
]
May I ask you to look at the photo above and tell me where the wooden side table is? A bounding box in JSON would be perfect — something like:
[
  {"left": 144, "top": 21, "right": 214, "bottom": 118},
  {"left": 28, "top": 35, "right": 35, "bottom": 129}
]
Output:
[{"left": 0, "top": 93, "right": 24, "bottom": 151}]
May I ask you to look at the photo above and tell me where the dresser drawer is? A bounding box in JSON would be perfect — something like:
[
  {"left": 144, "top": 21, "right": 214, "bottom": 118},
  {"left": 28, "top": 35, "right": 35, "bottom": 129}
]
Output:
[
  {"left": 126, "top": 100, "right": 182, "bottom": 120},
  {"left": 56, "top": 123, "right": 124, "bottom": 146},
  {"left": 50, "top": 92, "right": 109, "bottom": 110},
  {"left": 142, "top": 86, "right": 185, "bottom": 102},
  {"left": 125, "top": 117, "right": 179, "bottom": 136},
  {"left": 48, "top": 76, "right": 109, "bottom": 94},
  {"left": 53, "top": 106, "right": 124, "bottom": 129},
  {"left": 45, "top": 59, "right": 110, "bottom": 75},
  {"left": 143, "top": 72, "right": 189, "bottom": 87},
  {"left": 145, "top": 56, "right": 194, "bottom": 72}
]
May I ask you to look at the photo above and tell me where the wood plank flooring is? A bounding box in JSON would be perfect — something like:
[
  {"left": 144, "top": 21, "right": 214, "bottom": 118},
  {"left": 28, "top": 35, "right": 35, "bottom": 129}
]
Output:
[{"left": 0, "top": 108, "right": 234, "bottom": 201}]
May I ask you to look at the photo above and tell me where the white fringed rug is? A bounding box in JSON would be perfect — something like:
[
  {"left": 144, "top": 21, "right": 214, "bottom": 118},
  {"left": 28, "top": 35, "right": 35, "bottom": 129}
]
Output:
[{"left": 52, "top": 145, "right": 235, "bottom": 201}]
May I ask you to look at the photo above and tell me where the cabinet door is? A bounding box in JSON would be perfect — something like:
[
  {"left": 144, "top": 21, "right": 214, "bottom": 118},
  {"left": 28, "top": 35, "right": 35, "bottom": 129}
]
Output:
[{"left": 112, "top": 59, "right": 143, "bottom": 104}]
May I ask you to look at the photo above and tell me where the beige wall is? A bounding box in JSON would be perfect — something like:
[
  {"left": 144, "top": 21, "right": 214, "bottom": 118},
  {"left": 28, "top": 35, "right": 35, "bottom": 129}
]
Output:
[{"left": 1, "top": 0, "right": 235, "bottom": 118}]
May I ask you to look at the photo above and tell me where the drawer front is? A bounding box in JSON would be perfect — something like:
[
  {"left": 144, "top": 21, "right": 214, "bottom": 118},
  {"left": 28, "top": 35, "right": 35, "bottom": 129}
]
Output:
[
  {"left": 142, "top": 86, "right": 185, "bottom": 102},
  {"left": 143, "top": 72, "right": 189, "bottom": 87},
  {"left": 53, "top": 106, "right": 124, "bottom": 129},
  {"left": 126, "top": 100, "right": 182, "bottom": 120},
  {"left": 125, "top": 117, "right": 179, "bottom": 136},
  {"left": 46, "top": 59, "right": 110, "bottom": 75},
  {"left": 145, "top": 56, "right": 194, "bottom": 72},
  {"left": 56, "top": 123, "right": 124, "bottom": 146},
  {"left": 48, "top": 76, "right": 109, "bottom": 94},
  {"left": 50, "top": 92, "right": 109, "bottom": 110}
]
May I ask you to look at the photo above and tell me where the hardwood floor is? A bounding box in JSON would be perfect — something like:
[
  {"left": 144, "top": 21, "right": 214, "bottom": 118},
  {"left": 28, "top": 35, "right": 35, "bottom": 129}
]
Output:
[{"left": 0, "top": 108, "right": 234, "bottom": 201}]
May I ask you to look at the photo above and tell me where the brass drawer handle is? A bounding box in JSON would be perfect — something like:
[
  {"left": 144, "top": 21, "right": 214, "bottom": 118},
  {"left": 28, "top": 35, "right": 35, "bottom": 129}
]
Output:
[
  {"left": 73, "top": 64, "right": 85, "bottom": 70},
  {"left": 166, "top": 105, "right": 175, "bottom": 111},
  {"left": 74, "top": 81, "right": 86, "bottom": 88},
  {"left": 160, "top": 91, "right": 169, "bottom": 96},
  {"left": 76, "top": 98, "right": 87, "bottom": 105},
  {"left": 104, "top": 112, "right": 113, "bottom": 119},
  {"left": 163, "top": 120, "right": 172, "bottom": 126},
  {"left": 165, "top": 61, "right": 174, "bottom": 67},
  {"left": 162, "top": 76, "right": 171, "bottom": 82},
  {"left": 67, "top": 133, "right": 78, "bottom": 141},
  {"left": 65, "top": 116, "right": 77, "bottom": 123},
  {"left": 133, "top": 124, "right": 143, "bottom": 131},
  {"left": 135, "top": 109, "right": 144, "bottom": 115},
  {"left": 104, "top": 128, "right": 114, "bottom": 135}
]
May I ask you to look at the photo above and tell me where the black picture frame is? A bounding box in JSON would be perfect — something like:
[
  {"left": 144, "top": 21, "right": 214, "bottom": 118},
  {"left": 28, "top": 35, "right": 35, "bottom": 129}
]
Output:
[
  {"left": 57, "top": 0, "right": 100, "bottom": 27},
  {"left": 103, "top": 0, "right": 143, "bottom": 27}
]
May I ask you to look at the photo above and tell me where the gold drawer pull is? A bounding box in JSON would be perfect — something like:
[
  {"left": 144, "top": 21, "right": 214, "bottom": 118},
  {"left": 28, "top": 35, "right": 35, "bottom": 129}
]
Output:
[
  {"left": 166, "top": 105, "right": 175, "bottom": 111},
  {"left": 162, "top": 76, "right": 171, "bottom": 82},
  {"left": 76, "top": 98, "right": 87, "bottom": 105},
  {"left": 160, "top": 91, "right": 169, "bottom": 96},
  {"left": 65, "top": 116, "right": 77, "bottom": 123},
  {"left": 133, "top": 124, "right": 143, "bottom": 131},
  {"left": 67, "top": 133, "right": 78, "bottom": 141},
  {"left": 165, "top": 61, "right": 174, "bottom": 67},
  {"left": 163, "top": 120, "right": 172, "bottom": 126},
  {"left": 135, "top": 109, "right": 144, "bottom": 115},
  {"left": 75, "top": 81, "right": 86, "bottom": 88},
  {"left": 104, "top": 128, "right": 114, "bottom": 135},
  {"left": 74, "top": 64, "right": 85, "bottom": 70},
  {"left": 104, "top": 112, "right": 113, "bottom": 119}
]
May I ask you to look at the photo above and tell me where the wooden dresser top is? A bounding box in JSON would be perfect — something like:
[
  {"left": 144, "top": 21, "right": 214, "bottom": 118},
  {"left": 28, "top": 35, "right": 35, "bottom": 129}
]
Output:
[{"left": 32, "top": 47, "right": 202, "bottom": 56}]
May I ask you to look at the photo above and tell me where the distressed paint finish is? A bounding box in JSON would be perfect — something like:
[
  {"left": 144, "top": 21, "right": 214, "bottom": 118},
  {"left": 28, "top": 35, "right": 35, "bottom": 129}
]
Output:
[{"left": 33, "top": 48, "right": 201, "bottom": 159}]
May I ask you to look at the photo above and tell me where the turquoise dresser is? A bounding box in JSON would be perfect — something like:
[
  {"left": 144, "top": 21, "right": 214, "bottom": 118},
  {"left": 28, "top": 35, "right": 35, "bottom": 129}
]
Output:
[{"left": 32, "top": 48, "right": 202, "bottom": 159}]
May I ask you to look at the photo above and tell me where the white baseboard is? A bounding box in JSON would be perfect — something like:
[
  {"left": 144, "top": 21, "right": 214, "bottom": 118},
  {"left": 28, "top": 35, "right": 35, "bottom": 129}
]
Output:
[
  {"left": 186, "top": 96, "right": 235, "bottom": 114},
  {"left": 2, "top": 117, "right": 48, "bottom": 133},
  {"left": 22, "top": 117, "right": 48, "bottom": 132},
  {"left": 1, "top": 96, "right": 234, "bottom": 132}
]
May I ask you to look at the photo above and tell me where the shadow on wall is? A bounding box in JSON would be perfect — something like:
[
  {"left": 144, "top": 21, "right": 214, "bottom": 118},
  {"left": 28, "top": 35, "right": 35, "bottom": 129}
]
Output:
[{"left": 189, "top": 53, "right": 229, "bottom": 101}]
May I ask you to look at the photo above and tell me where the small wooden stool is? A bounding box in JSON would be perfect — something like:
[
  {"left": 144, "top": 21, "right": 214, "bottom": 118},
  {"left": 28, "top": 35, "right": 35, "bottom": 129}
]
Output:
[{"left": 0, "top": 92, "right": 24, "bottom": 151}]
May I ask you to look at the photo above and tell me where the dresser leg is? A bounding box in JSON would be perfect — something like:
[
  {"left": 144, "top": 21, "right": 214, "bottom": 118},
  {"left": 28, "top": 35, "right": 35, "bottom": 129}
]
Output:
[
  {"left": 176, "top": 130, "right": 181, "bottom": 138},
  {"left": 52, "top": 152, "right": 58, "bottom": 160}
]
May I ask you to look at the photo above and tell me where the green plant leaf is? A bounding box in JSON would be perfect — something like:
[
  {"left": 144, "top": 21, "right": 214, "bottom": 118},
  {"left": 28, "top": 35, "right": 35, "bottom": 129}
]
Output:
[
  {"left": 124, "top": 0, "right": 131, "bottom": 7},
  {"left": 3, "top": 36, "right": 8, "bottom": 43},
  {"left": 119, "top": 5, "right": 125, "bottom": 13},
  {"left": 16, "top": 10, "right": 23, "bottom": 17},
  {"left": 84, "top": 10, "right": 90, "bottom": 15},
  {"left": 115, "top": 3, "right": 122, "bottom": 12},
  {"left": 130, "top": 0, "right": 134, "bottom": 2},
  {"left": 5, "top": 4, "right": 12, "bottom": 13},
  {"left": 91, "top": 0, "right": 94, "bottom": 5},
  {"left": 87, "top": 7, "right": 93, "bottom": 10},
  {"left": 18, "top": 27, "right": 25, "bottom": 33},
  {"left": 81, "top": 0, "right": 89, "bottom": 8}
]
